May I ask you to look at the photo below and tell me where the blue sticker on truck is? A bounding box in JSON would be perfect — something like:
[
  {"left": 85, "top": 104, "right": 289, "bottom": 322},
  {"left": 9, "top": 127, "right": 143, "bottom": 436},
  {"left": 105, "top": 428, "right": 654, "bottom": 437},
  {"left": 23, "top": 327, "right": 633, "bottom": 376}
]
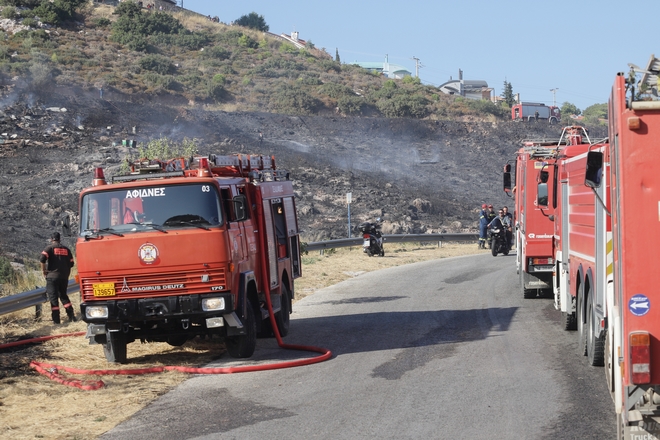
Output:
[{"left": 629, "top": 294, "right": 650, "bottom": 317}]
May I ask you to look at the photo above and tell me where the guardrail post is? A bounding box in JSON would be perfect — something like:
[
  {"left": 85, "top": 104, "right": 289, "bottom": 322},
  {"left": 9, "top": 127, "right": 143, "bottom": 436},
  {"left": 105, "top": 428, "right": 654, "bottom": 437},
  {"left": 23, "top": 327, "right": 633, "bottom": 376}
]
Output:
[{"left": 35, "top": 303, "right": 42, "bottom": 320}]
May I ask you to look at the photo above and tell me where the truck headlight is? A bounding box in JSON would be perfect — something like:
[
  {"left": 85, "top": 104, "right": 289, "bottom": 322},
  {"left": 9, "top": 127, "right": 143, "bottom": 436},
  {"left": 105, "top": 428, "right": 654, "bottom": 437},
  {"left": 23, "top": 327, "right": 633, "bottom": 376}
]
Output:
[
  {"left": 202, "top": 297, "right": 225, "bottom": 311},
  {"left": 85, "top": 306, "right": 108, "bottom": 319}
]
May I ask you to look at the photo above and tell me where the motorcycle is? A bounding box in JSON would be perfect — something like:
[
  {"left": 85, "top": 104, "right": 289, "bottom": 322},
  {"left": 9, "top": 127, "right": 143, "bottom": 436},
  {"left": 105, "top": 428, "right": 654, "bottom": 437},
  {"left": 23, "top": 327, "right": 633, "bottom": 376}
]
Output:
[
  {"left": 359, "top": 218, "right": 385, "bottom": 257},
  {"left": 488, "top": 226, "right": 509, "bottom": 257}
]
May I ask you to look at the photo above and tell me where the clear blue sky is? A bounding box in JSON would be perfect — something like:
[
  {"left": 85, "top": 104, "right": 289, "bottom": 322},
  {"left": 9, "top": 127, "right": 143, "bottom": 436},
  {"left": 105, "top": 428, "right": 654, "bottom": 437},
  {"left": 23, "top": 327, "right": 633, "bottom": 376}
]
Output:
[{"left": 181, "top": 0, "right": 658, "bottom": 112}]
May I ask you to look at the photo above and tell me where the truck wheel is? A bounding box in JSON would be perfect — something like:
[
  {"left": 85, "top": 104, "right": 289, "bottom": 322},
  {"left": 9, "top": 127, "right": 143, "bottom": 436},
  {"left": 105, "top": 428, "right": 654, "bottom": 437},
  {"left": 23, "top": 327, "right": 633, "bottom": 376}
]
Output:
[
  {"left": 562, "top": 311, "right": 577, "bottom": 331},
  {"left": 521, "top": 270, "right": 535, "bottom": 298},
  {"left": 587, "top": 297, "right": 605, "bottom": 366},
  {"left": 274, "top": 285, "right": 291, "bottom": 338},
  {"left": 103, "top": 331, "right": 127, "bottom": 364},
  {"left": 605, "top": 331, "right": 615, "bottom": 394},
  {"left": 577, "top": 288, "right": 588, "bottom": 356},
  {"left": 227, "top": 299, "right": 257, "bottom": 358}
]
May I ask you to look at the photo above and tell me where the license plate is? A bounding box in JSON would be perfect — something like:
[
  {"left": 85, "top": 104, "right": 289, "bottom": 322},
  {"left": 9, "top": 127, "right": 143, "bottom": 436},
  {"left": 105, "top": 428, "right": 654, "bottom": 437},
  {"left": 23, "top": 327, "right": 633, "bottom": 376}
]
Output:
[
  {"left": 363, "top": 239, "right": 370, "bottom": 246},
  {"left": 93, "top": 282, "right": 116, "bottom": 297}
]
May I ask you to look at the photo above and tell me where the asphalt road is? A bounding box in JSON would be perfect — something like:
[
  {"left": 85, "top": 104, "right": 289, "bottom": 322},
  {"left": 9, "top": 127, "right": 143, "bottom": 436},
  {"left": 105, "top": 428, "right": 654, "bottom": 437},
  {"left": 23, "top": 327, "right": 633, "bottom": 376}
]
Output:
[{"left": 100, "top": 253, "right": 615, "bottom": 440}]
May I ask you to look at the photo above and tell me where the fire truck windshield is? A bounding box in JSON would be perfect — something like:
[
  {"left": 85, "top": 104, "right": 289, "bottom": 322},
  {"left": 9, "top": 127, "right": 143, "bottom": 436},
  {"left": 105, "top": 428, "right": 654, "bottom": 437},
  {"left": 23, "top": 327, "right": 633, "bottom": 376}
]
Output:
[{"left": 80, "top": 183, "right": 223, "bottom": 235}]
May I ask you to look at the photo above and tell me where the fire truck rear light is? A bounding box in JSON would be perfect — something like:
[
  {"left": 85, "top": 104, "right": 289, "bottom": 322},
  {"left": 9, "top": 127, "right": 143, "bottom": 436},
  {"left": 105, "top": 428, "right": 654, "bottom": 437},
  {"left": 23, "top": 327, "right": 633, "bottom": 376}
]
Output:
[
  {"left": 531, "top": 257, "right": 553, "bottom": 265},
  {"left": 630, "top": 332, "right": 651, "bottom": 384},
  {"left": 628, "top": 116, "right": 641, "bottom": 130}
]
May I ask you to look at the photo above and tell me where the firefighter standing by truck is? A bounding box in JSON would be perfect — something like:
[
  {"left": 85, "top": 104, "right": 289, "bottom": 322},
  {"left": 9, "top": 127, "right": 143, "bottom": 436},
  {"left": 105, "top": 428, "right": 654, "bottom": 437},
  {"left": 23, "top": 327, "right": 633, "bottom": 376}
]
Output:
[{"left": 40, "top": 232, "right": 76, "bottom": 324}]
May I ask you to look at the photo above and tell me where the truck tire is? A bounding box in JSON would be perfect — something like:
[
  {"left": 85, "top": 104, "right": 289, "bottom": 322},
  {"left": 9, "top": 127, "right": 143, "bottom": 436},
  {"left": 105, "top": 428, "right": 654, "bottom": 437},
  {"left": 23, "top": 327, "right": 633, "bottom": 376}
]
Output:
[
  {"left": 227, "top": 299, "right": 257, "bottom": 358},
  {"left": 605, "top": 330, "right": 615, "bottom": 394},
  {"left": 587, "top": 297, "right": 605, "bottom": 366},
  {"left": 521, "top": 270, "right": 535, "bottom": 299},
  {"left": 103, "top": 331, "right": 127, "bottom": 364},
  {"left": 577, "top": 287, "right": 588, "bottom": 356},
  {"left": 562, "top": 311, "right": 577, "bottom": 331},
  {"left": 274, "top": 285, "right": 291, "bottom": 338}
]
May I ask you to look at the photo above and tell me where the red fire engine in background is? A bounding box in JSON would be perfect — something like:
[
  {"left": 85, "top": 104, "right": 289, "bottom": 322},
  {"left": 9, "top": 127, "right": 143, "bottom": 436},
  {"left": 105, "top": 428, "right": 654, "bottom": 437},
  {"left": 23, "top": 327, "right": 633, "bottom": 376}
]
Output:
[
  {"left": 73, "top": 154, "right": 301, "bottom": 364},
  {"left": 504, "top": 138, "right": 558, "bottom": 298},
  {"left": 511, "top": 102, "right": 561, "bottom": 123}
]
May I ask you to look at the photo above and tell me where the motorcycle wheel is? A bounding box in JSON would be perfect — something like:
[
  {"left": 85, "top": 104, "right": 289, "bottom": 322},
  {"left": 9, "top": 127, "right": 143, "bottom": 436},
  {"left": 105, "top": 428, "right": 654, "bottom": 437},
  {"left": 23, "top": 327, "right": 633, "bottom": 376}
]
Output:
[
  {"left": 503, "top": 246, "right": 509, "bottom": 256},
  {"left": 491, "top": 243, "right": 498, "bottom": 257}
]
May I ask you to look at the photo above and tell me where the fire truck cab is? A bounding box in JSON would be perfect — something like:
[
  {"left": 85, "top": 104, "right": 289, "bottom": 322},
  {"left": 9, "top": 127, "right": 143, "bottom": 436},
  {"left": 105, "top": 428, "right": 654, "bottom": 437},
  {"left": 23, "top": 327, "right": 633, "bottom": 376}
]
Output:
[{"left": 75, "top": 154, "right": 301, "bottom": 363}]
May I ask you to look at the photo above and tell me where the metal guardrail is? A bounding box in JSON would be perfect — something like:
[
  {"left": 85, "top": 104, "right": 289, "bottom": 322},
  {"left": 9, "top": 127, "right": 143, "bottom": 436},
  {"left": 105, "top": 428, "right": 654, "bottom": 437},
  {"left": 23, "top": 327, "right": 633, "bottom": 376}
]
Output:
[
  {"left": 0, "top": 233, "right": 478, "bottom": 317},
  {"left": 306, "top": 233, "right": 479, "bottom": 252},
  {"left": 0, "top": 279, "right": 80, "bottom": 318}
]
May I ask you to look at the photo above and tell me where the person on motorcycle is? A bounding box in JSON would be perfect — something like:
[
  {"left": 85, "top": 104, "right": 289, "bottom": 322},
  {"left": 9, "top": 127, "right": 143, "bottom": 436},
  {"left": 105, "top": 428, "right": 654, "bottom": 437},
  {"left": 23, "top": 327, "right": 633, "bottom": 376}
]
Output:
[
  {"left": 488, "top": 209, "right": 512, "bottom": 249},
  {"left": 478, "top": 204, "right": 489, "bottom": 249}
]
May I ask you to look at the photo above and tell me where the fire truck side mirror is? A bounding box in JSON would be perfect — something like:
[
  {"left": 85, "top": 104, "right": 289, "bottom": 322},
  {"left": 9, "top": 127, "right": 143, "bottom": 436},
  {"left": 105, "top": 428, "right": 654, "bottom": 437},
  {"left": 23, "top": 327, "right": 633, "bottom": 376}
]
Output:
[
  {"left": 503, "top": 172, "right": 512, "bottom": 192},
  {"left": 539, "top": 170, "right": 549, "bottom": 183},
  {"left": 537, "top": 183, "right": 549, "bottom": 207},
  {"left": 232, "top": 195, "right": 248, "bottom": 221},
  {"left": 585, "top": 151, "right": 603, "bottom": 188},
  {"left": 62, "top": 214, "right": 72, "bottom": 237}
]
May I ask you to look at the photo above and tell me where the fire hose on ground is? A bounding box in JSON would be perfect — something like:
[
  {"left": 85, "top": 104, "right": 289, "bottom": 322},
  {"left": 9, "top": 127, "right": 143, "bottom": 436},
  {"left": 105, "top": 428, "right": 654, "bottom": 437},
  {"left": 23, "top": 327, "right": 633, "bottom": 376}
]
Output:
[{"left": 1, "top": 294, "right": 332, "bottom": 391}]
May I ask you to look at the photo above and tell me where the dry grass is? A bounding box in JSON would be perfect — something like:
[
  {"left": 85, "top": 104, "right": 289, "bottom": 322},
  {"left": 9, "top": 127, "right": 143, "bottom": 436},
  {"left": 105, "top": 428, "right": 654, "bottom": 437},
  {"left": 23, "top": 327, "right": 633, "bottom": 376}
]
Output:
[{"left": 0, "top": 242, "right": 483, "bottom": 439}]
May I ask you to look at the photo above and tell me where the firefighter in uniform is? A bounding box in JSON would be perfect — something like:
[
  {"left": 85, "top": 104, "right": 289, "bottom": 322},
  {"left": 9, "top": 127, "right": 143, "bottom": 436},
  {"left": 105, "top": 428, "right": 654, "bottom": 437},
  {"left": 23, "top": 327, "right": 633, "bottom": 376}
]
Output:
[
  {"left": 39, "top": 232, "right": 76, "bottom": 324},
  {"left": 478, "top": 204, "right": 489, "bottom": 249}
]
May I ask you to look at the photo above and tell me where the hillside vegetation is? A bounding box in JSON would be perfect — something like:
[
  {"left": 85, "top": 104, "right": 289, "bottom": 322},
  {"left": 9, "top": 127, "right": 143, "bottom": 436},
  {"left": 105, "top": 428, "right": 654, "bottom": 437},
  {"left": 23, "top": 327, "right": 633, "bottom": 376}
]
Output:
[{"left": 0, "top": 1, "right": 508, "bottom": 120}]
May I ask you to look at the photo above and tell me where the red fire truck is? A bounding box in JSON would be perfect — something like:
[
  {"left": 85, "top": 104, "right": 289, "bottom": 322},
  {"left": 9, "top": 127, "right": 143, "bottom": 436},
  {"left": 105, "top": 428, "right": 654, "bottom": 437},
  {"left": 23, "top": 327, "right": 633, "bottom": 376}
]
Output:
[
  {"left": 598, "top": 66, "right": 660, "bottom": 438},
  {"left": 513, "top": 55, "right": 660, "bottom": 438},
  {"left": 504, "top": 139, "right": 558, "bottom": 298},
  {"left": 549, "top": 128, "right": 609, "bottom": 348},
  {"left": 511, "top": 102, "right": 561, "bottom": 123},
  {"left": 74, "top": 154, "right": 301, "bottom": 363}
]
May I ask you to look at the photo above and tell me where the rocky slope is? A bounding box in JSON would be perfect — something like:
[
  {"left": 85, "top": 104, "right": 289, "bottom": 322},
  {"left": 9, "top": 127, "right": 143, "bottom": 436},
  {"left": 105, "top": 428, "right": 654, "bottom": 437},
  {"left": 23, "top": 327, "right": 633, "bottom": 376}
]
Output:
[{"left": 0, "top": 86, "right": 607, "bottom": 264}]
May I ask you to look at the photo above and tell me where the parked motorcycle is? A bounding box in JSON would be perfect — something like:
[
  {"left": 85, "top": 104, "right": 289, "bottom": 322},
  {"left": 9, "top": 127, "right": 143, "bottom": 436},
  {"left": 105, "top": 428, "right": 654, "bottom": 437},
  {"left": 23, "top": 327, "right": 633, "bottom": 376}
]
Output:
[
  {"left": 488, "top": 226, "right": 509, "bottom": 257},
  {"left": 359, "top": 219, "right": 385, "bottom": 257}
]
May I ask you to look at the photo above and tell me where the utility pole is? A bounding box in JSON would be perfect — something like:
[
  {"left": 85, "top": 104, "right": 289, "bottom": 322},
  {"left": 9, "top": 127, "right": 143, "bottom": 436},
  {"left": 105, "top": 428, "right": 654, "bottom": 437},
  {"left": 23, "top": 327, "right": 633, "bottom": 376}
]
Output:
[
  {"left": 550, "top": 88, "right": 558, "bottom": 107},
  {"left": 411, "top": 56, "right": 423, "bottom": 78}
]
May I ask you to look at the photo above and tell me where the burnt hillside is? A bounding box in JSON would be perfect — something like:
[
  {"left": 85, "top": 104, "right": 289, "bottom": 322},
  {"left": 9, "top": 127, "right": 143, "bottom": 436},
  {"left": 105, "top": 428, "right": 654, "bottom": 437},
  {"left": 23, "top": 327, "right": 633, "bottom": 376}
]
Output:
[{"left": 0, "top": 87, "right": 607, "bottom": 263}]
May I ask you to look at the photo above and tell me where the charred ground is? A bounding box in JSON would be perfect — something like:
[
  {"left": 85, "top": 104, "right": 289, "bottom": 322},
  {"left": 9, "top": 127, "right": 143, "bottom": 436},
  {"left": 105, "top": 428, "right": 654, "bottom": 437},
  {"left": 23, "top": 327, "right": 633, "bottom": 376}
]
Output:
[{"left": 0, "top": 86, "right": 607, "bottom": 265}]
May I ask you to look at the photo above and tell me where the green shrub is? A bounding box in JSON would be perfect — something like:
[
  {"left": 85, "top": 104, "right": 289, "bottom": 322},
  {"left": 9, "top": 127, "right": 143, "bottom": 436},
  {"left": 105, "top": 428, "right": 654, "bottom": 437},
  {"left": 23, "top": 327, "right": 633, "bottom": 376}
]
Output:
[
  {"left": 270, "top": 84, "right": 319, "bottom": 115},
  {"left": 202, "top": 45, "right": 230, "bottom": 60},
  {"left": 138, "top": 54, "right": 172, "bottom": 74},
  {"left": 212, "top": 73, "right": 225, "bottom": 84},
  {"left": 93, "top": 17, "right": 111, "bottom": 28},
  {"left": 279, "top": 43, "right": 298, "bottom": 54},
  {"left": 22, "top": 17, "right": 36, "bottom": 27},
  {"left": 207, "top": 82, "right": 226, "bottom": 101},
  {"left": 2, "top": 6, "right": 17, "bottom": 19},
  {"left": 318, "top": 82, "right": 353, "bottom": 99},
  {"left": 0, "top": 256, "right": 14, "bottom": 284},
  {"left": 237, "top": 34, "right": 257, "bottom": 48},
  {"left": 337, "top": 96, "right": 364, "bottom": 114},
  {"left": 297, "top": 73, "right": 321, "bottom": 85},
  {"left": 375, "top": 92, "right": 428, "bottom": 118}
]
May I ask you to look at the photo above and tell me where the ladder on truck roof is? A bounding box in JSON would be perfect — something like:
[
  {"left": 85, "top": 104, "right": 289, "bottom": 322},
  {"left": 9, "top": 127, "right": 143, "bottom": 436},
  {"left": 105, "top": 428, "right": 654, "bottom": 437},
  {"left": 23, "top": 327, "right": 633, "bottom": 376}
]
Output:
[{"left": 112, "top": 154, "right": 289, "bottom": 183}]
